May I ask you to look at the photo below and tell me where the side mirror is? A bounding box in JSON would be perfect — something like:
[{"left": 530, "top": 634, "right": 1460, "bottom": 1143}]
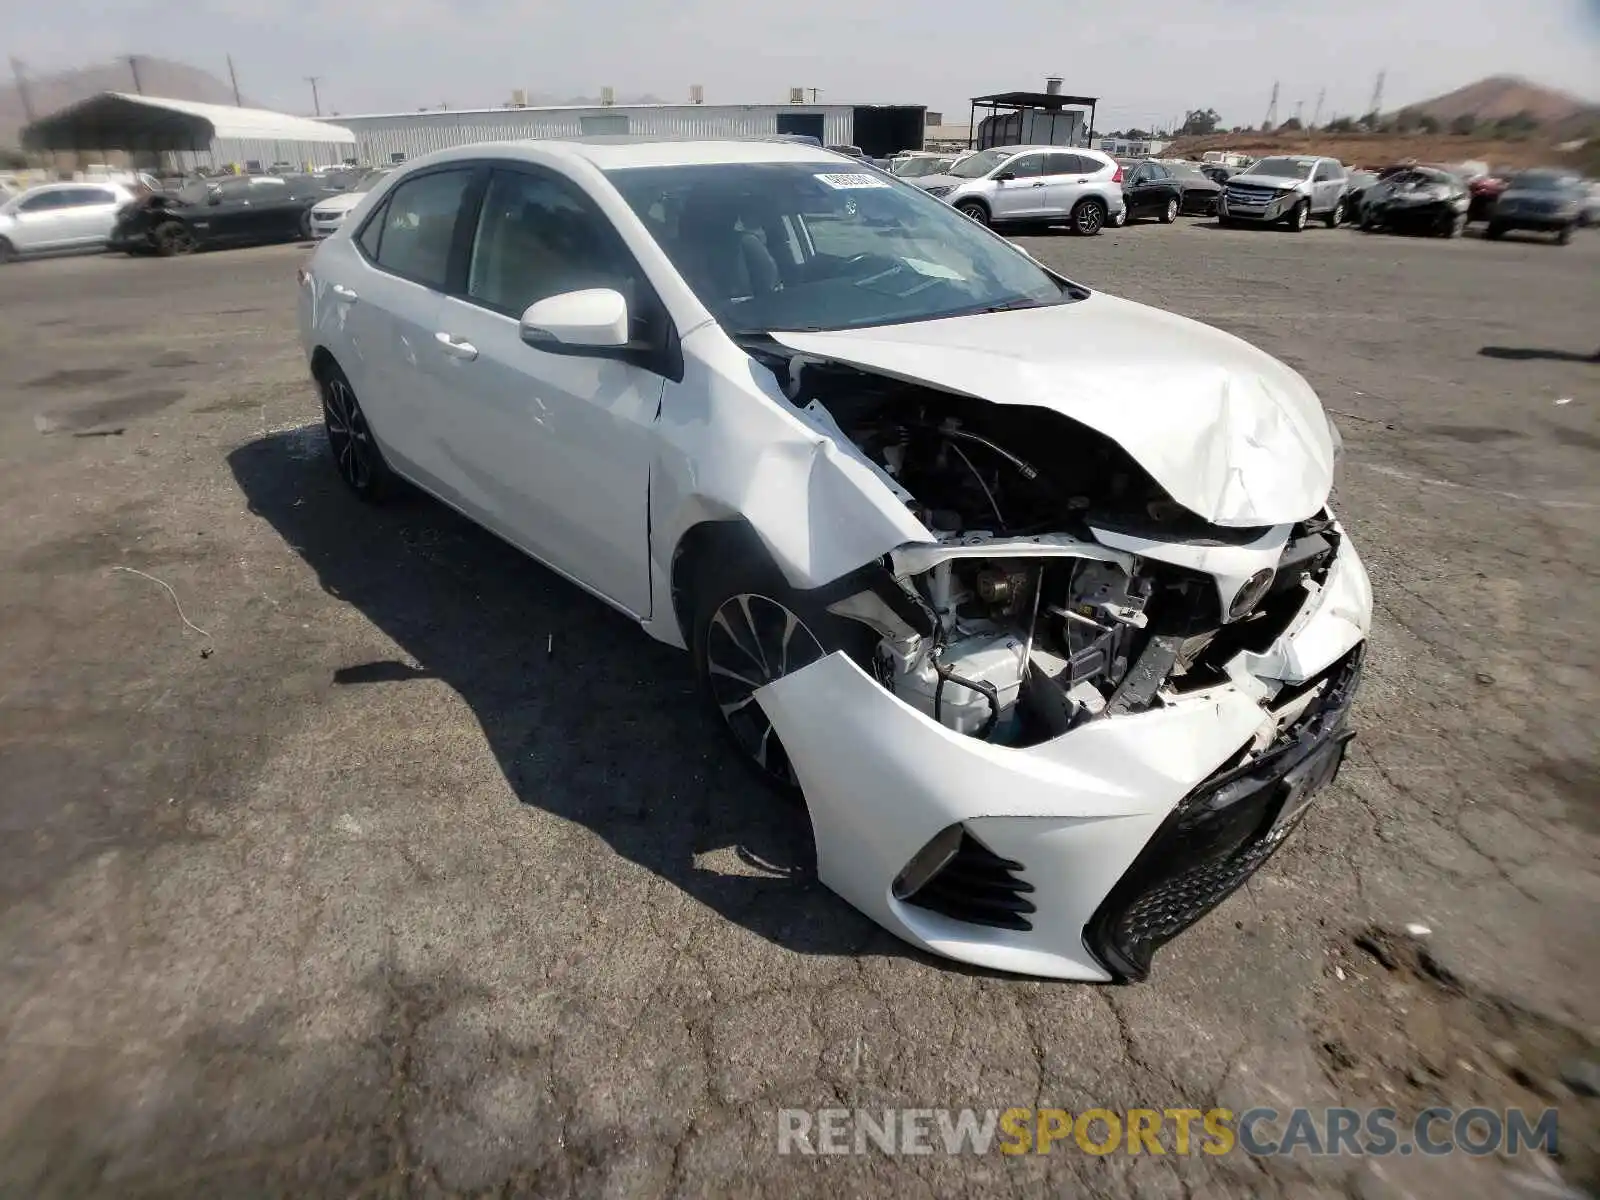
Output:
[
  {"left": 992, "top": 171, "right": 1016, "bottom": 183},
  {"left": 520, "top": 288, "right": 630, "bottom": 351}
]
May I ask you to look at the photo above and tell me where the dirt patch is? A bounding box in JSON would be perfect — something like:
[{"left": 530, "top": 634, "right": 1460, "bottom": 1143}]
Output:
[
  {"left": 1543, "top": 421, "right": 1600, "bottom": 456},
  {"left": 1422, "top": 425, "right": 1528, "bottom": 444},
  {"left": 150, "top": 351, "right": 202, "bottom": 369},
  {"left": 38, "top": 389, "right": 186, "bottom": 434},
  {"left": 24, "top": 367, "right": 129, "bottom": 390},
  {"left": 1317, "top": 926, "right": 1599, "bottom": 1189}
]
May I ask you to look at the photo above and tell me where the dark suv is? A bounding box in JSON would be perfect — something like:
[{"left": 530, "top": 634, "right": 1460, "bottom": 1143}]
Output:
[{"left": 1486, "top": 170, "right": 1585, "bottom": 244}]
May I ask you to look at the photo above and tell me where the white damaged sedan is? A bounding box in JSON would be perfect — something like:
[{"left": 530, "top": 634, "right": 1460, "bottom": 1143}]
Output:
[{"left": 297, "top": 137, "right": 1372, "bottom": 981}]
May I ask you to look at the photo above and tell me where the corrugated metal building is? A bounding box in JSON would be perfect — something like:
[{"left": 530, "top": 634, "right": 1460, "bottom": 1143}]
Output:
[{"left": 325, "top": 103, "right": 926, "bottom": 164}]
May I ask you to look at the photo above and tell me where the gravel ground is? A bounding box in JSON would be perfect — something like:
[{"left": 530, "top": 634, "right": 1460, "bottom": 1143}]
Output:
[{"left": 1, "top": 220, "right": 1596, "bottom": 1199}]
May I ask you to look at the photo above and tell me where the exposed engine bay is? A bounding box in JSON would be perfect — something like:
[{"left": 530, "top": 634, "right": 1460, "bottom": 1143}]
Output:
[{"left": 751, "top": 345, "right": 1342, "bottom": 748}]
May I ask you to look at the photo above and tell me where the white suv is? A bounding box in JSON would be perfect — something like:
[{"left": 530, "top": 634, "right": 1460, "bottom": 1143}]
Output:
[
  {"left": 1218, "top": 155, "right": 1348, "bottom": 230},
  {"left": 915, "top": 146, "right": 1127, "bottom": 235}
]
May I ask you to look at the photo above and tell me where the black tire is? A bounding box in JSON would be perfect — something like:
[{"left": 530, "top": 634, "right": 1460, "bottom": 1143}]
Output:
[
  {"left": 0, "top": 236, "right": 14, "bottom": 264},
  {"left": 299, "top": 209, "right": 314, "bottom": 240},
  {"left": 956, "top": 200, "right": 989, "bottom": 226},
  {"left": 1485, "top": 223, "right": 1504, "bottom": 240},
  {"left": 1324, "top": 199, "right": 1345, "bottom": 228},
  {"left": 318, "top": 362, "right": 396, "bottom": 501},
  {"left": 1071, "top": 198, "right": 1106, "bottom": 236},
  {"left": 1556, "top": 224, "right": 1572, "bottom": 245},
  {"left": 152, "top": 220, "right": 197, "bottom": 256},
  {"left": 1285, "top": 200, "right": 1310, "bottom": 232},
  {"left": 1159, "top": 196, "right": 1179, "bottom": 224},
  {"left": 689, "top": 552, "right": 878, "bottom": 797},
  {"left": 1217, "top": 216, "right": 1236, "bottom": 229}
]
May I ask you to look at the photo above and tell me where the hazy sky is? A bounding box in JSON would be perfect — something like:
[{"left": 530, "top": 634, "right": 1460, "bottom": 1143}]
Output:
[{"left": 16, "top": 0, "right": 1600, "bottom": 126}]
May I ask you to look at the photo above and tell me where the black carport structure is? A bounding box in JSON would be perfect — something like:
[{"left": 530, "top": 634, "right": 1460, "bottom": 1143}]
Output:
[
  {"left": 21, "top": 92, "right": 355, "bottom": 166},
  {"left": 968, "top": 91, "right": 1098, "bottom": 151}
]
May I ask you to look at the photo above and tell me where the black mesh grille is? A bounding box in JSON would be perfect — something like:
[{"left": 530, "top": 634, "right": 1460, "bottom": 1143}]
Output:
[
  {"left": 902, "top": 832, "right": 1036, "bottom": 931},
  {"left": 1085, "top": 646, "right": 1364, "bottom": 981}
]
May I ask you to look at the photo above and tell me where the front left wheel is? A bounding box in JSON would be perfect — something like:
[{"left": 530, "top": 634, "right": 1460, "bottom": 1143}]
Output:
[
  {"left": 318, "top": 364, "right": 395, "bottom": 501},
  {"left": 690, "top": 554, "right": 878, "bottom": 796},
  {"left": 1324, "top": 199, "right": 1345, "bottom": 228},
  {"left": 0, "top": 236, "right": 15, "bottom": 264},
  {"left": 152, "top": 221, "right": 197, "bottom": 256}
]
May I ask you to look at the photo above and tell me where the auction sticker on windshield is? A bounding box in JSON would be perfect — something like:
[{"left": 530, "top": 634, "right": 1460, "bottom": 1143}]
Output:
[{"left": 814, "top": 173, "right": 890, "bottom": 189}]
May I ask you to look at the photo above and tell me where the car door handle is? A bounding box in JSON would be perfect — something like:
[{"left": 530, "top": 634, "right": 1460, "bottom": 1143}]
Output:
[
  {"left": 434, "top": 332, "right": 478, "bottom": 361},
  {"left": 331, "top": 284, "right": 358, "bottom": 302},
  {"left": 1030, "top": 181, "right": 1046, "bottom": 187}
]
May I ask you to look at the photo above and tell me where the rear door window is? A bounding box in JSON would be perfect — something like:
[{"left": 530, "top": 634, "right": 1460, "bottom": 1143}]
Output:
[{"left": 368, "top": 168, "right": 475, "bottom": 290}]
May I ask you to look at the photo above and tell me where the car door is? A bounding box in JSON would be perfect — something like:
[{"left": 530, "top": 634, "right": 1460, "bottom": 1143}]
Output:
[
  {"left": 426, "top": 163, "right": 666, "bottom": 615},
  {"left": 58, "top": 186, "right": 123, "bottom": 245},
  {"left": 339, "top": 166, "right": 478, "bottom": 488},
  {"left": 9, "top": 190, "right": 72, "bottom": 250},
  {"left": 988, "top": 153, "right": 1046, "bottom": 220},
  {"left": 1310, "top": 161, "right": 1342, "bottom": 214},
  {"left": 1036, "top": 152, "right": 1087, "bottom": 218}
]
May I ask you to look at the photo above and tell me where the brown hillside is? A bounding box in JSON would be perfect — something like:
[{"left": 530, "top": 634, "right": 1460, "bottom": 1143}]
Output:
[
  {"left": 0, "top": 58, "right": 241, "bottom": 148},
  {"left": 1400, "top": 74, "right": 1593, "bottom": 124}
]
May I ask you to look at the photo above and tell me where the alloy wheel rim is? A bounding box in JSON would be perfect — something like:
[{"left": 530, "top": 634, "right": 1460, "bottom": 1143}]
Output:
[
  {"left": 163, "top": 225, "right": 195, "bottom": 254},
  {"left": 1078, "top": 205, "right": 1102, "bottom": 233},
  {"left": 323, "top": 379, "right": 372, "bottom": 489},
  {"left": 705, "top": 593, "right": 825, "bottom": 785},
  {"left": 1166, "top": 199, "right": 1178, "bottom": 221}
]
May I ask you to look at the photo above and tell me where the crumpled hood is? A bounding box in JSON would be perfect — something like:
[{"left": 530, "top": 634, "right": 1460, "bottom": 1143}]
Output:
[{"left": 770, "top": 291, "right": 1335, "bottom": 526}]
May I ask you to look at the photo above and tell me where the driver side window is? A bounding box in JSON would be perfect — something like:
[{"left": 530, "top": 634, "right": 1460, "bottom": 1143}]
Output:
[
  {"left": 466, "top": 167, "right": 638, "bottom": 317},
  {"left": 1003, "top": 155, "right": 1043, "bottom": 180}
]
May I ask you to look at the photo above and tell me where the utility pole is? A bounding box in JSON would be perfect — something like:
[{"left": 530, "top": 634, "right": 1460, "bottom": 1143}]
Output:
[
  {"left": 1262, "top": 81, "right": 1279, "bottom": 131},
  {"left": 226, "top": 54, "right": 242, "bottom": 105},
  {"left": 305, "top": 76, "right": 323, "bottom": 116},
  {"left": 1311, "top": 88, "right": 1325, "bottom": 131},
  {"left": 807, "top": 87, "right": 821, "bottom": 103},
  {"left": 1367, "top": 70, "right": 1386, "bottom": 124},
  {"left": 127, "top": 55, "right": 144, "bottom": 94},
  {"left": 1294, "top": 100, "right": 1304, "bottom": 127},
  {"left": 9, "top": 57, "right": 34, "bottom": 121}
]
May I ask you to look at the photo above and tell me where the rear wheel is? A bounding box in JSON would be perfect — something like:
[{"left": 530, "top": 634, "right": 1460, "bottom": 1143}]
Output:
[
  {"left": 152, "top": 221, "right": 197, "bottom": 256},
  {"left": 1159, "top": 197, "right": 1179, "bottom": 224},
  {"left": 689, "top": 554, "right": 877, "bottom": 797},
  {"left": 956, "top": 200, "right": 989, "bottom": 226},
  {"left": 1071, "top": 198, "right": 1106, "bottom": 236},
  {"left": 319, "top": 363, "right": 396, "bottom": 501}
]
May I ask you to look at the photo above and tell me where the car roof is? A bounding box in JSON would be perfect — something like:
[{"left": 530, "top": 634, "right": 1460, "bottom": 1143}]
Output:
[{"left": 404, "top": 137, "right": 852, "bottom": 172}]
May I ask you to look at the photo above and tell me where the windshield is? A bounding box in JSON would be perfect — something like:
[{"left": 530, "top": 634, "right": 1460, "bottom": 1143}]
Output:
[
  {"left": 1163, "top": 162, "right": 1207, "bottom": 180},
  {"left": 949, "top": 149, "right": 1015, "bottom": 179},
  {"left": 1248, "top": 157, "right": 1315, "bottom": 180},
  {"left": 606, "top": 161, "right": 1079, "bottom": 336},
  {"left": 893, "top": 157, "right": 952, "bottom": 179},
  {"left": 1509, "top": 172, "right": 1572, "bottom": 193}
]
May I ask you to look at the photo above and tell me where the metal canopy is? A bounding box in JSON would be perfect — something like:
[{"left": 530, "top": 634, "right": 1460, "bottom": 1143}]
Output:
[
  {"left": 22, "top": 92, "right": 355, "bottom": 153},
  {"left": 967, "top": 91, "right": 1099, "bottom": 151}
]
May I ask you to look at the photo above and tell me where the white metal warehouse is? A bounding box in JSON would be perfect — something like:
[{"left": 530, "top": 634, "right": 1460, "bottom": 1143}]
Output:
[
  {"left": 324, "top": 102, "right": 927, "bottom": 164},
  {"left": 22, "top": 93, "right": 357, "bottom": 169}
]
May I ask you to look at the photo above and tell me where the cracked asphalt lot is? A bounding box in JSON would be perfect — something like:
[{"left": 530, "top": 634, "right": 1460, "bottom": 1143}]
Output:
[{"left": 1, "top": 222, "right": 1596, "bottom": 1199}]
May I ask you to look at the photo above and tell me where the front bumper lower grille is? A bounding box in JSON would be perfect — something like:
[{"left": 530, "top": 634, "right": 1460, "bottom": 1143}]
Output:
[
  {"left": 1084, "top": 645, "right": 1365, "bottom": 981},
  {"left": 902, "top": 831, "right": 1037, "bottom": 931}
]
